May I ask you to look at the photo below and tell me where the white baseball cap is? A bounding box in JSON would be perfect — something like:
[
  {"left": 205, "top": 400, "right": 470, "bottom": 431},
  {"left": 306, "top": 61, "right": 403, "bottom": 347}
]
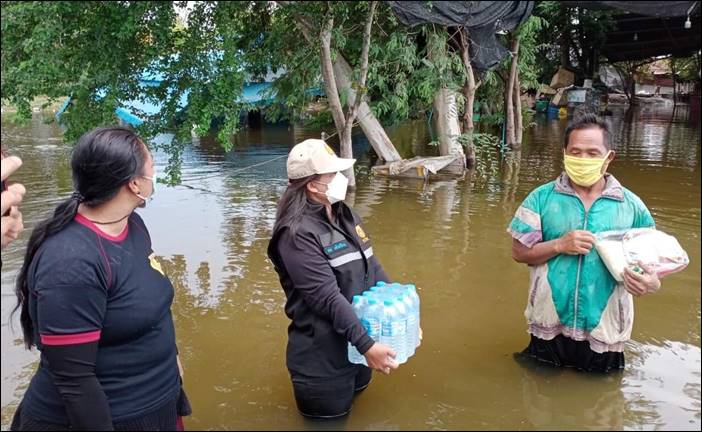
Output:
[{"left": 286, "top": 139, "right": 355, "bottom": 179}]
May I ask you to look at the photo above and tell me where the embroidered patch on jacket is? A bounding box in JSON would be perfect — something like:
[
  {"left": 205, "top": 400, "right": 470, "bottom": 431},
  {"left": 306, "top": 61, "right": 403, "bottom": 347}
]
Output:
[
  {"left": 148, "top": 252, "right": 165, "bottom": 276},
  {"left": 355, "top": 225, "right": 369, "bottom": 243},
  {"left": 324, "top": 241, "right": 349, "bottom": 255}
]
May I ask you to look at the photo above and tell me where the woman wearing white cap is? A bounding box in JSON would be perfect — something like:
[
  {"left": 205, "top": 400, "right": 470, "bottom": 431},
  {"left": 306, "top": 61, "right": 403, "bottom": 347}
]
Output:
[{"left": 267, "top": 139, "right": 398, "bottom": 419}]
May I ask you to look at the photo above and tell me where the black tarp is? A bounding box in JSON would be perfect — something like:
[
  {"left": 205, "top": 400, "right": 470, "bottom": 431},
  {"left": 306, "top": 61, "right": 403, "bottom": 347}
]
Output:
[
  {"left": 562, "top": 1, "right": 699, "bottom": 18},
  {"left": 386, "top": 1, "right": 534, "bottom": 71},
  {"left": 562, "top": 1, "right": 701, "bottom": 62}
]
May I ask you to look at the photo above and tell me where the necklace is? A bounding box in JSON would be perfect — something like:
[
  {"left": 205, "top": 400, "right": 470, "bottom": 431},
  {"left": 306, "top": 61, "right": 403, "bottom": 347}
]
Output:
[{"left": 83, "top": 212, "right": 130, "bottom": 225}]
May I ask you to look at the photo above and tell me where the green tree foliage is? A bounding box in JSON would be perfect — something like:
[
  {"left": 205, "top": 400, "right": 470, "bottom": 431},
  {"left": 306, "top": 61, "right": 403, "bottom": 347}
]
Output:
[
  {"left": 473, "top": 15, "right": 548, "bottom": 127},
  {"left": 532, "top": 2, "right": 615, "bottom": 82},
  {"left": 1, "top": 1, "right": 250, "bottom": 153},
  {"left": 2, "top": 0, "right": 560, "bottom": 174},
  {"left": 238, "top": 2, "right": 464, "bottom": 129},
  {"left": 671, "top": 55, "right": 701, "bottom": 83}
]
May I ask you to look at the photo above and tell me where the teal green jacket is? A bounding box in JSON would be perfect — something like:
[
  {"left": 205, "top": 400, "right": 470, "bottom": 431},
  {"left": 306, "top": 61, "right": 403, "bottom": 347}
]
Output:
[{"left": 508, "top": 173, "right": 655, "bottom": 353}]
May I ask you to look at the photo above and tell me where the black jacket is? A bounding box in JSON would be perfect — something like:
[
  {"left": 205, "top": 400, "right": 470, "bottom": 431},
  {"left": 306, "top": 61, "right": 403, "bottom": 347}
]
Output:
[{"left": 267, "top": 199, "right": 390, "bottom": 377}]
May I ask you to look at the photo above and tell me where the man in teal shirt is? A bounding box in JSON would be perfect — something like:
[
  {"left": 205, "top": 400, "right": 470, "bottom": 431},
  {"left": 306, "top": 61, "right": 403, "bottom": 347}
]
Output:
[{"left": 508, "top": 113, "right": 660, "bottom": 372}]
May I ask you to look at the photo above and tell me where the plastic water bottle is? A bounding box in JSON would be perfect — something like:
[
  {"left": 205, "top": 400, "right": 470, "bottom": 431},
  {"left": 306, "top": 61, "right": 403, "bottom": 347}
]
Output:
[
  {"left": 361, "top": 297, "right": 382, "bottom": 344},
  {"left": 407, "top": 284, "right": 421, "bottom": 348},
  {"left": 393, "top": 296, "right": 410, "bottom": 363},
  {"left": 348, "top": 295, "right": 367, "bottom": 364},
  {"left": 381, "top": 299, "right": 407, "bottom": 364},
  {"left": 398, "top": 291, "right": 416, "bottom": 358},
  {"left": 378, "top": 283, "right": 399, "bottom": 302},
  {"left": 390, "top": 282, "right": 403, "bottom": 291}
]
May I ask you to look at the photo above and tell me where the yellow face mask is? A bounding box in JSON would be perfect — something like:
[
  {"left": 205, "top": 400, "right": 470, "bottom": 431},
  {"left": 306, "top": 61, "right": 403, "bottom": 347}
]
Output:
[{"left": 563, "top": 150, "right": 612, "bottom": 187}]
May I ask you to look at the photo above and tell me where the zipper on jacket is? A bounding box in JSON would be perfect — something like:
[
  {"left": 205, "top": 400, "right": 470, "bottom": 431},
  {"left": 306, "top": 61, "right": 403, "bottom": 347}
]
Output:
[
  {"left": 561, "top": 192, "right": 605, "bottom": 332},
  {"left": 573, "top": 209, "right": 588, "bottom": 330},
  {"left": 556, "top": 175, "right": 620, "bottom": 333}
]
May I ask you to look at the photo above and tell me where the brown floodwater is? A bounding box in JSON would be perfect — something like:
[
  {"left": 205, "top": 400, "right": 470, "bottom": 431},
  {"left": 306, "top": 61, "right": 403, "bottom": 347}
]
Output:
[{"left": 1, "top": 105, "right": 700, "bottom": 430}]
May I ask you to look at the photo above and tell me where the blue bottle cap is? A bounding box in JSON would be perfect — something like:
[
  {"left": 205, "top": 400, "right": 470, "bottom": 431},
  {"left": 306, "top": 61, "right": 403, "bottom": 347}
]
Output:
[
  {"left": 368, "top": 298, "right": 378, "bottom": 305},
  {"left": 383, "top": 299, "right": 393, "bottom": 306},
  {"left": 376, "top": 281, "right": 386, "bottom": 286}
]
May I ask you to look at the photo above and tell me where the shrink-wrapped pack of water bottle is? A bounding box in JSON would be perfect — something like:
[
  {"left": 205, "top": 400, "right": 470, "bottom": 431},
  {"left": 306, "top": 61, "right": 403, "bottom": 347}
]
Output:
[{"left": 348, "top": 282, "right": 421, "bottom": 365}]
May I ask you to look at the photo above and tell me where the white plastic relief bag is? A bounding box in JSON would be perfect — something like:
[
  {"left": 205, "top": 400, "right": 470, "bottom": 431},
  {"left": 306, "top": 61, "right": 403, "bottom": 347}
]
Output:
[{"left": 595, "top": 228, "right": 689, "bottom": 282}]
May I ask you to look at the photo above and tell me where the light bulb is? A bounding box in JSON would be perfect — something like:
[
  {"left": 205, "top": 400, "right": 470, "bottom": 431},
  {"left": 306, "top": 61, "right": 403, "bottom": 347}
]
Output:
[{"left": 684, "top": 16, "right": 691, "bottom": 29}]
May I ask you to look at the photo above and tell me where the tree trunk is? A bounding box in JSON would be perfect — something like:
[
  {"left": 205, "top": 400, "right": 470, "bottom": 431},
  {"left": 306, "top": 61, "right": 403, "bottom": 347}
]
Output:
[
  {"left": 459, "top": 28, "right": 478, "bottom": 167},
  {"left": 339, "top": 0, "right": 377, "bottom": 188},
  {"left": 344, "top": 1, "right": 376, "bottom": 125},
  {"left": 427, "top": 27, "right": 465, "bottom": 172},
  {"left": 340, "top": 123, "right": 354, "bottom": 186},
  {"left": 614, "top": 64, "right": 634, "bottom": 106},
  {"left": 671, "top": 58, "right": 677, "bottom": 110},
  {"left": 312, "top": 2, "right": 378, "bottom": 188},
  {"left": 318, "top": 14, "right": 355, "bottom": 187},
  {"left": 333, "top": 57, "right": 401, "bottom": 162},
  {"left": 513, "top": 64, "right": 523, "bottom": 146},
  {"left": 288, "top": 2, "right": 401, "bottom": 164},
  {"left": 319, "top": 17, "right": 346, "bottom": 135},
  {"left": 505, "top": 37, "right": 519, "bottom": 147},
  {"left": 628, "top": 64, "right": 637, "bottom": 106},
  {"left": 433, "top": 88, "right": 464, "bottom": 158},
  {"left": 559, "top": 9, "right": 571, "bottom": 69}
]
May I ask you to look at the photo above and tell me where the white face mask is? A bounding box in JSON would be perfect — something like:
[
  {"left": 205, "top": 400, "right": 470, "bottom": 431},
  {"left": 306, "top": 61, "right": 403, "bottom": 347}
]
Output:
[
  {"left": 316, "top": 172, "right": 348, "bottom": 204},
  {"left": 135, "top": 175, "right": 155, "bottom": 208}
]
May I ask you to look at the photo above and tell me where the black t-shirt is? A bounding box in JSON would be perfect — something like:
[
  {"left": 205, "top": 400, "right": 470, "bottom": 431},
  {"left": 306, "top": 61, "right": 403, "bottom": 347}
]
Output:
[{"left": 22, "top": 212, "right": 180, "bottom": 423}]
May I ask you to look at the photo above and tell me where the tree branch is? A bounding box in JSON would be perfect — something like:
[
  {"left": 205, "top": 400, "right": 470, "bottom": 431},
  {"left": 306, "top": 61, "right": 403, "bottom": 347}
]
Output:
[
  {"left": 346, "top": 1, "right": 377, "bottom": 127},
  {"left": 319, "top": 11, "right": 346, "bottom": 132}
]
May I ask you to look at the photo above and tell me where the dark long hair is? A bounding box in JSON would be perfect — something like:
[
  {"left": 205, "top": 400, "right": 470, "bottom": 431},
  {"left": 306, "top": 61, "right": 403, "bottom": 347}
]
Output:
[
  {"left": 14, "top": 126, "right": 148, "bottom": 349},
  {"left": 273, "top": 174, "right": 320, "bottom": 237}
]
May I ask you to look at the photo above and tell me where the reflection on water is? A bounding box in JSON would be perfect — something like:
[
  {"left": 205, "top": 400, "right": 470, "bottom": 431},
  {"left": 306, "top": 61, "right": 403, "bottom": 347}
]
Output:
[
  {"left": 516, "top": 358, "right": 627, "bottom": 430},
  {"left": 1, "top": 105, "right": 700, "bottom": 430}
]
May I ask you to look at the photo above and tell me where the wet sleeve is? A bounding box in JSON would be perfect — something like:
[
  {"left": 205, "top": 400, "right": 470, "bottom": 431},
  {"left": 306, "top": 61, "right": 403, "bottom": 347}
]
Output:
[
  {"left": 42, "top": 342, "right": 113, "bottom": 430},
  {"left": 35, "top": 265, "right": 111, "bottom": 429},
  {"left": 507, "top": 190, "right": 543, "bottom": 248},
  {"left": 278, "top": 229, "right": 375, "bottom": 354}
]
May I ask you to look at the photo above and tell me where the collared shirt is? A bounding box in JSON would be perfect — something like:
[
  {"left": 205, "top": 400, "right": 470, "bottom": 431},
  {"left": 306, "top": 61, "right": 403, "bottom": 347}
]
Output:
[
  {"left": 268, "top": 200, "right": 389, "bottom": 377},
  {"left": 507, "top": 173, "right": 655, "bottom": 352}
]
